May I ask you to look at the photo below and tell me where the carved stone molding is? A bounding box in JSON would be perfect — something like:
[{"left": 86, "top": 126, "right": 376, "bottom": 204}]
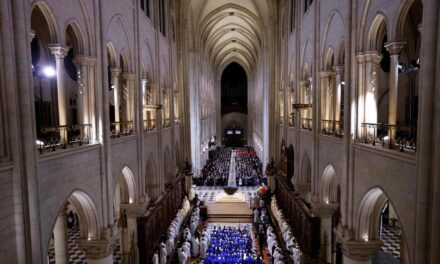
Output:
[
  {"left": 110, "top": 68, "right": 122, "bottom": 78},
  {"left": 311, "top": 202, "right": 339, "bottom": 218},
  {"left": 48, "top": 45, "right": 69, "bottom": 59},
  {"left": 384, "top": 41, "right": 406, "bottom": 55},
  {"left": 333, "top": 65, "right": 344, "bottom": 75},
  {"left": 335, "top": 224, "right": 383, "bottom": 261},
  {"left": 364, "top": 51, "right": 382, "bottom": 64},
  {"left": 77, "top": 238, "right": 115, "bottom": 259},
  {"left": 120, "top": 203, "right": 148, "bottom": 218}
]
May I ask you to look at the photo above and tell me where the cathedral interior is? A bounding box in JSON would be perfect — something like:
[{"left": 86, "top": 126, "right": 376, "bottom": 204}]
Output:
[{"left": 0, "top": 0, "right": 439, "bottom": 263}]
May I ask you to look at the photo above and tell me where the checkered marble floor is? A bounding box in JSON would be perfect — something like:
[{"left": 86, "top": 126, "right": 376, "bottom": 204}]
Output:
[
  {"left": 380, "top": 224, "right": 400, "bottom": 260},
  {"left": 195, "top": 186, "right": 259, "bottom": 204},
  {"left": 47, "top": 225, "right": 122, "bottom": 263}
]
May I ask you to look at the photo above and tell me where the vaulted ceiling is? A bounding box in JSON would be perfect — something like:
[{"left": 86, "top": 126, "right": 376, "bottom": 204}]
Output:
[{"left": 187, "top": 0, "right": 271, "bottom": 75}]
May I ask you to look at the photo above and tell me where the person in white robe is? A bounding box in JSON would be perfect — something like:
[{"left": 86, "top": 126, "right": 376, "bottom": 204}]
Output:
[
  {"left": 152, "top": 251, "right": 159, "bottom": 264},
  {"left": 200, "top": 238, "right": 208, "bottom": 258},
  {"left": 191, "top": 236, "right": 200, "bottom": 257},
  {"left": 159, "top": 242, "right": 167, "bottom": 264},
  {"left": 178, "top": 247, "right": 187, "bottom": 264}
]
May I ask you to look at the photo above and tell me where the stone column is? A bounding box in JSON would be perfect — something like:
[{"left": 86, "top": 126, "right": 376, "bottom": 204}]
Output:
[
  {"left": 53, "top": 211, "right": 68, "bottom": 264},
  {"left": 49, "top": 46, "right": 69, "bottom": 140},
  {"left": 86, "top": 57, "right": 97, "bottom": 141},
  {"left": 79, "top": 240, "right": 114, "bottom": 264},
  {"left": 384, "top": 41, "right": 405, "bottom": 144},
  {"left": 122, "top": 73, "right": 135, "bottom": 123},
  {"left": 333, "top": 65, "right": 344, "bottom": 123},
  {"left": 312, "top": 203, "right": 339, "bottom": 263},
  {"left": 142, "top": 78, "right": 148, "bottom": 128},
  {"left": 120, "top": 203, "right": 146, "bottom": 264},
  {"left": 110, "top": 68, "right": 122, "bottom": 131},
  {"left": 298, "top": 80, "right": 307, "bottom": 125},
  {"left": 363, "top": 52, "right": 382, "bottom": 125},
  {"left": 75, "top": 56, "right": 90, "bottom": 126},
  {"left": 356, "top": 53, "right": 366, "bottom": 139},
  {"left": 320, "top": 71, "right": 332, "bottom": 131}
]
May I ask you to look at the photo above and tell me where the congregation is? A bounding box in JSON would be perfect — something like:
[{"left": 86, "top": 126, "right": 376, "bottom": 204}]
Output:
[
  {"left": 194, "top": 147, "right": 263, "bottom": 186},
  {"left": 235, "top": 148, "right": 264, "bottom": 186}
]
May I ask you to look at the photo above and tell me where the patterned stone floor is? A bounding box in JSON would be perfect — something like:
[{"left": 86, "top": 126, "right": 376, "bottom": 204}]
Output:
[
  {"left": 380, "top": 224, "right": 401, "bottom": 260},
  {"left": 47, "top": 225, "right": 122, "bottom": 264}
]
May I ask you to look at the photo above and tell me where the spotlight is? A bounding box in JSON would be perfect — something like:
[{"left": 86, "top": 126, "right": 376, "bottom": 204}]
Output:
[{"left": 42, "top": 66, "right": 56, "bottom": 78}]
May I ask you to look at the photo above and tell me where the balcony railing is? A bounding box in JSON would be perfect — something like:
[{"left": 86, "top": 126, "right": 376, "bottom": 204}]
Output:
[
  {"left": 301, "top": 118, "right": 313, "bottom": 131},
  {"left": 111, "top": 121, "right": 134, "bottom": 138},
  {"left": 143, "top": 119, "right": 156, "bottom": 132},
  {"left": 361, "top": 123, "right": 416, "bottom": 152},
  {"left": 162, "top": 118, "right": 170, "bottom": 128},
  {"left": 322, "top": 119, "right": 344, "bottom": 137},
  {"left": 37, "top": 124, "right": 92, "bottom": 154}
]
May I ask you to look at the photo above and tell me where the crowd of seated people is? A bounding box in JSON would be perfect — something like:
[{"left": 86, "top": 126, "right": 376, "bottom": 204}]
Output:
[
  {"left": 203, "top": 225, "right": 263, "bottom": 264},
  {"left": 235, "top": 147, "right": 263, "bottom": 186},
  {"left": 194, "top": 147, "right": 232, "bottom": 186}
]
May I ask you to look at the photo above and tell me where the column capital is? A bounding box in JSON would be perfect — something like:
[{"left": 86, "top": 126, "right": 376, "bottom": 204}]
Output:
[
  {"left": 320, "top": 70, "right": 333, "bottom": 78},
  {"left": 311, "top": 202, "right": 339, "bottom": 217},
  {"left": 48, "top": 45, "right": 69, "bottom": 59},
  {"left": 356, "top": 52, "right": 366, "bottom": 63},
  {"left": 335, "top": 224, "right": 383, "bottom": 261},
  {"left": 77, "top": 239, "right": 114, "bottom": 259},
  {"left": 120, "top": 203, "right": 148, "bottom": 218},
  {"left": 110, "top": 68, "right": 122, "bottom": 77},
  {"left": 332, "top": 65, "right": 344, "bottom": 74},
  {"left": 364, "top": 51, "right": 382, "bottom": 64},
  {"left": 384, "top": 41, "right": 406, "bottom": 55}
]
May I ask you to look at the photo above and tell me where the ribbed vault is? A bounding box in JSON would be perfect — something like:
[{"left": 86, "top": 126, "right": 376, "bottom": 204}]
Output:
[{"left": 187, "top": 0, "right": 270, "bottom": 75}]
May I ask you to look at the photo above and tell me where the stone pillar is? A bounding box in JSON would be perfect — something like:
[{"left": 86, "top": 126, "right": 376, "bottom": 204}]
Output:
[
  {"left": 142, "top": 78, "right": 148, "bottom": 127},
  {"left": 75, "top": 56, "right": 90, "bottom": 126},
  {"left": 53, "top": 211, "right": 68, "bottom": 264},
  {"left": 320, "top": 71, "right": 332, "bottom": 131},
  {"left": 120, "top": 203, "right": 146, "bottom": 264},
  {"left": 312, "top": 203, "right": 339, "bottom": 263},
  {"left": 298, "top": 80, "right": 307, "bottom": 125},
  {"left": 79, "top": 239, "right": 114, "bottom": 264},
  {"left": 356, "top": 53, "right": 366, "bottom": 139},
  {"left": 384, "top": 41, "right": 405, "bottom": 144},
  {"left": 122, "top": 73, "right": 135, "bottom": 123},
  {"left": 335, "top": 225, "right": 382, "bottom": 264},
  {"left": 110, "top": 68, "right": 122, "bottom": 131},
  {"left": 363, "top": 52, "right": 382, "bottom": 125},
  {"left": 333, "top": 65, "right": 344, "bottom": 123},
  {"left": 49, "top": 46, "right": 69, "bottom": 139}
]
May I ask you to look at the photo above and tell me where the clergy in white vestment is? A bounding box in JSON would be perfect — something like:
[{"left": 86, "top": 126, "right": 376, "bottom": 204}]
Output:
[
  {"left": 191, "top": 236, "right": 200, "bottom": 257},
  {"left": 178, "top": 247, "right": 187, "bottom": 264},
  {"left": 159, "top": 242, "right": 167, "bottom": 264},
  {"left": 166, "top": 237, "right": 174, "bottom": 256},
  {"left": 200, "top": 238, "right": 207, "bottom": 258},
  {"left": 152, "top": 251, "right": 159, "bottom": 264}
]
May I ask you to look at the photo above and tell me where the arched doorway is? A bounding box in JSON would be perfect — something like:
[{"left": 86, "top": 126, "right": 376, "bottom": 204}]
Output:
[
  {"left": 46, "top": 191, "right": 102, "bottom": 263},
  {"left": 357, "top": 188, "right": 408, "bottom": 263},
  {"left": 113, "top": 166, "right": 137, "bottom": 263},
  {"left": 319, "top": 165, "right": 341, "bottom": 263}
]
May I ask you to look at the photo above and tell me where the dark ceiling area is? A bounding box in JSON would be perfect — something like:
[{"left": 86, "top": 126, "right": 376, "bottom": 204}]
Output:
[{"left": 221, "top": 62, "right": 247, "bottom": 115}]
